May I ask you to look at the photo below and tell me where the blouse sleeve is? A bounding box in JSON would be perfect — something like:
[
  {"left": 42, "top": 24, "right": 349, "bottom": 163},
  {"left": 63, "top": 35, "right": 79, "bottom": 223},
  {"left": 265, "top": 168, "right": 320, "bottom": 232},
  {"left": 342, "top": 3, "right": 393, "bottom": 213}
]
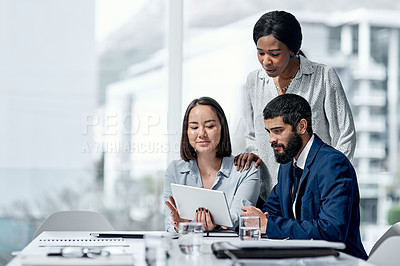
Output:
[
  {"left": 323, "top": 67, "right": 356, "bottom": 160},
  {"left": 228, "top": 164, "right": 260, "bottom": 228},
  {"left": 163, "top": 162, "right": 176, "bottom": 232},
  {"left": 244, "top": 72, "right": 258, "bottom": 154}
]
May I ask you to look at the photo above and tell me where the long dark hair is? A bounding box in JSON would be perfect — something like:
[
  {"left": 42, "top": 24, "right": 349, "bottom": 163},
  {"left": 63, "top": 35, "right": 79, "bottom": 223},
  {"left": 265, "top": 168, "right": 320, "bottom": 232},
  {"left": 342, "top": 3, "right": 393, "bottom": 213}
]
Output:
[{"left": 180, "top": 97, "right": 232, "bottom": 161}]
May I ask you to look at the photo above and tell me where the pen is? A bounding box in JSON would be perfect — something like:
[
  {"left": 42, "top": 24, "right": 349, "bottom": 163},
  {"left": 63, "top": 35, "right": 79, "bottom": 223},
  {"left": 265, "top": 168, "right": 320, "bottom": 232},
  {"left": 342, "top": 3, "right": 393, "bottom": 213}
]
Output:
[{"left": 241, "top": 199, "right": 252, "bottom": 206}]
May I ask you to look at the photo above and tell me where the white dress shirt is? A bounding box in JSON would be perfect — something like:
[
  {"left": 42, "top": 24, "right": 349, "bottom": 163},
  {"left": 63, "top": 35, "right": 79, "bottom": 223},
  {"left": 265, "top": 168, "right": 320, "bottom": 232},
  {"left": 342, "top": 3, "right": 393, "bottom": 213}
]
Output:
[{"left": 292, "top": 134, "right": 315, "bottom": 219}]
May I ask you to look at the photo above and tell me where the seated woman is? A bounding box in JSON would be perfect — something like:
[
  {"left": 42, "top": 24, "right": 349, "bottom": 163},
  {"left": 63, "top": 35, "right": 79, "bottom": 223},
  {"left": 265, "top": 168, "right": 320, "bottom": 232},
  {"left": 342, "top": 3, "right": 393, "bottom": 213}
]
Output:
[{"left": 164, "top": 96, "right": 260, "bottom": 232}]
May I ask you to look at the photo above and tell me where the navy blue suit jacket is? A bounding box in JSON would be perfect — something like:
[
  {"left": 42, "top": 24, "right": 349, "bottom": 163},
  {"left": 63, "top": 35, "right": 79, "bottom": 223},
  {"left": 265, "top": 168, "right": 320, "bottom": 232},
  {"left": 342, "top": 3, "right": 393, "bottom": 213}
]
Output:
[{"left": 262, "top": 135, "right": 368, "bottom": 260}]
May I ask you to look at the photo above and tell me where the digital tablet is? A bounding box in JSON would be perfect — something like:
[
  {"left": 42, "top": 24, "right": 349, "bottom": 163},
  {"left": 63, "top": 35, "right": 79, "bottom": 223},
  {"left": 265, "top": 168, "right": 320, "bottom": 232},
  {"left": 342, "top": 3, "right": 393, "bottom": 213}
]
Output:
[{"left": 171, "top": 183, "right": 233, "bottom": 227}]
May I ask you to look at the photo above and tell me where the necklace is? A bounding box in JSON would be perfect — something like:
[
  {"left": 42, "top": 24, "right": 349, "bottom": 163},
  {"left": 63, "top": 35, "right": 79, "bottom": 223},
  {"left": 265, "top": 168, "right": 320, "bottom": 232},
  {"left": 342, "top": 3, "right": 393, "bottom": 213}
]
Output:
[
  {"left": 203, "top": 168, "right": 217, "bottom": 178},
  {"left": 274, "top": 78, "right": 294, "bottom": 93},
  {"left": 199, "top": 159, "right": 221, "bottom": 179},
  {"left": 274, "top": 66, "right": 299, "bottom": 94},
  {"left": 201, "top": 164, "right": 220, "bottom": 178}
]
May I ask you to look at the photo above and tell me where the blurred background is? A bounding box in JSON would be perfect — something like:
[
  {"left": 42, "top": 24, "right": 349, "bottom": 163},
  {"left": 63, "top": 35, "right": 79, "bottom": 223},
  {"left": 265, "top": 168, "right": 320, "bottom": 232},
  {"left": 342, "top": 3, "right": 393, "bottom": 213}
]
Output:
[{"left": 1, "top": 0, "right": 400, "bottom": 264}]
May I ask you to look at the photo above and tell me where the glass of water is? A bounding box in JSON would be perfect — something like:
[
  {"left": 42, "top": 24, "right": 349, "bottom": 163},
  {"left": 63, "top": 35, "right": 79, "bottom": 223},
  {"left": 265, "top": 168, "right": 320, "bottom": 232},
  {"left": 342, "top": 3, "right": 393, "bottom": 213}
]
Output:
[
  {"left": 239, "top": 216, "right": 261, "bottom": 241},
  {"left": 144, "top": 232, "right": 171, "bottom": 266},
  {"left": 178, "top": 222, "right": 203, "bottom": 255}
]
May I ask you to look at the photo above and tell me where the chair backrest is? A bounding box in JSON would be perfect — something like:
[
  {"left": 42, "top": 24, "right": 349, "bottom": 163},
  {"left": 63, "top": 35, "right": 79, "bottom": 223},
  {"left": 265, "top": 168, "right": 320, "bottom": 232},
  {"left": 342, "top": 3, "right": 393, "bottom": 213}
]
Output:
[
  {"left": 368, "top": 236, "right": 400, "bottom": 266},
  {"left": 369, "top": 222, "right": 400, "bottom": 256},
  {"left": 33, "top": 211, "right": 114, "bottom": 239}
]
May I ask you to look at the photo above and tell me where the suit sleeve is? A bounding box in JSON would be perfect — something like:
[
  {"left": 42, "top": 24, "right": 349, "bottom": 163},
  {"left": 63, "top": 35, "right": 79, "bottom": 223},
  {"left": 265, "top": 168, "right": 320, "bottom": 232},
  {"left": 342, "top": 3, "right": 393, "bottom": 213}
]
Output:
[
  {"left": 262, "top": 178, "right": 282, "bottom": 217},
  {"left": 265, "top": 154, "right": 357, "bottom": 242}
]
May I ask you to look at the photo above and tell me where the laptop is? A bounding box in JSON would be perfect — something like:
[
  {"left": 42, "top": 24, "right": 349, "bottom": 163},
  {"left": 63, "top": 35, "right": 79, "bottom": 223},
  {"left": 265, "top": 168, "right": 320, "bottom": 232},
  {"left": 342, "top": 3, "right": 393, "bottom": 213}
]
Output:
[
  {"left": 212, "top": 239, "right": 346, "bottom": 259},
  {"left": 170, "top": 183, "right": 233, "bottom": 228}
]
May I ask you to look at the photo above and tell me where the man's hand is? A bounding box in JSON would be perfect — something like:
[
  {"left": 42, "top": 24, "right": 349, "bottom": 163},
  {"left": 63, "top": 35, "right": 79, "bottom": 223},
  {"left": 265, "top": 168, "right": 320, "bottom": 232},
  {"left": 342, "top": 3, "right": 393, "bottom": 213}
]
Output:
[
  {"left": 241, "top": 206, "right": 268, "bottom": 234},
  {"left": 165, "top": 196, "right": 190, "bottom": 231},
  {"left": 234, "top": 153, "right": 262, "bottom": 172}
]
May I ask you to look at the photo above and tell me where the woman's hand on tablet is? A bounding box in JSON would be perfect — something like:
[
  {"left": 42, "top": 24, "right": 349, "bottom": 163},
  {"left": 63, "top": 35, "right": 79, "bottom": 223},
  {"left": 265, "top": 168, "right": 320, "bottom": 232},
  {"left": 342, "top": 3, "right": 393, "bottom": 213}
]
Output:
[{"left": 195, "top": 207, "right": 217, "bottom": 231}]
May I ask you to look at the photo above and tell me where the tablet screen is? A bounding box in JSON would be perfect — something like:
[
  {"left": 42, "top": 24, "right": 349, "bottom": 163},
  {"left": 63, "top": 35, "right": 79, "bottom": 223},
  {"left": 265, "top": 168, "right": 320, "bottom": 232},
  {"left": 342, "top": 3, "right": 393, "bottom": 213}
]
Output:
[{"left": 171, "top": 183, "right": 233, "bottom": 227}]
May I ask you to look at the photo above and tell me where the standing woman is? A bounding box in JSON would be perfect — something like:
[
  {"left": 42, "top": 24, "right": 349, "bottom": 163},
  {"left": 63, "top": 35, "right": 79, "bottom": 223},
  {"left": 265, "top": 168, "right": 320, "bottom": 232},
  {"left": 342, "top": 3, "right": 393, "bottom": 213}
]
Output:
[
  {"left": 235, "top": 10, "right": 356, "bottom": 202},
  {"left": 164, "top": 97, "right": 260, "bottom": 232}
]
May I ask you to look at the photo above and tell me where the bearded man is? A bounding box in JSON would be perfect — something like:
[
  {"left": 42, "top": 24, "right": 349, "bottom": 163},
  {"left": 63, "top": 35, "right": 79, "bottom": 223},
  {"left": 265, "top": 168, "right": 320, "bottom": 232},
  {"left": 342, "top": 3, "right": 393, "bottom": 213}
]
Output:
[{"left": 241, "top": 94, "right": 368, "bottom": 260}]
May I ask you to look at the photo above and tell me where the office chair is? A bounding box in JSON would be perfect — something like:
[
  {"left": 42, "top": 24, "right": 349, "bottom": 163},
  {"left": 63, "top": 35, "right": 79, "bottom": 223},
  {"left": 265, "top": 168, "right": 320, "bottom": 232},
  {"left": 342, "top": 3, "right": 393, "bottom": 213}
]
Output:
[
  {"left": 368, "top": 221, "right": 400, "bottom": 256},
  {"left": 368, "top": 236, "right": 400, "bottom": 266},
  {"left": 32, "top": 210, "right": 114, "bottom": 239}
]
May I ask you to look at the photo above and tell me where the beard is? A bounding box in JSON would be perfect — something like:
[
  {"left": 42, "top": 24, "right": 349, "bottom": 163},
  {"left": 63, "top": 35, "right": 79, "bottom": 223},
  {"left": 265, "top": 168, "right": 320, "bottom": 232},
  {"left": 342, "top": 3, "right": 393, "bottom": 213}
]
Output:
[{"left": 271, "top": 131, "right": 303, "bottom": 164}]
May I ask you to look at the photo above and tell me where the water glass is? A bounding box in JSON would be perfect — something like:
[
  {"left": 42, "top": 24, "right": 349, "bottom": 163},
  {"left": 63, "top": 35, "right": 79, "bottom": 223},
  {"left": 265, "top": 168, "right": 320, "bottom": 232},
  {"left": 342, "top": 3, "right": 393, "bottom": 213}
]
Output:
[
  {"left": 239, "top": 216, "right": 261, "bottom": 241},
  {"left": 178, "top": 222, "right": 203, "bottom": 255},
  {"left": 144, "top": 232, "right": 171, "bottom": 266}
]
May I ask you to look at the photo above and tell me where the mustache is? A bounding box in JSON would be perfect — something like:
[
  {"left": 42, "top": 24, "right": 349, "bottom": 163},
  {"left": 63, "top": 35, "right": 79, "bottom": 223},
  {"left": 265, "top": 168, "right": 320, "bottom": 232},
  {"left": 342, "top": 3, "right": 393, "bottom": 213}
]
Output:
[{"left": 271, "top": 142, "right": 284, "bottom": 148}]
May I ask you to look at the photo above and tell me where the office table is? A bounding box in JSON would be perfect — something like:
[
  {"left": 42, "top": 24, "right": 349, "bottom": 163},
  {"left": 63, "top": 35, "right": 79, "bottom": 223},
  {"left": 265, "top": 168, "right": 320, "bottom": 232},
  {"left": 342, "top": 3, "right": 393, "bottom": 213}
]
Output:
[{"left": 7, "top": 231, "right": 376, "bottom": 266}]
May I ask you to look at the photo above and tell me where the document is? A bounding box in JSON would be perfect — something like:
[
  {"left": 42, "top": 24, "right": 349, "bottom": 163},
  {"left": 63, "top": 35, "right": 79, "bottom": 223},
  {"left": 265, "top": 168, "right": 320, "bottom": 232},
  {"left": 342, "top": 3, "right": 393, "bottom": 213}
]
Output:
[
  {"left": 37, "top": 237, "right": 129, "bottom": 247},
  {"left": 22, "top": 255, "right": 134, "bottom": 266},
  {"left": 233, "top": 239, "right": 346, "bottom": 249},
  {"left": 90, "top": 230, "right": 169, "bottom": 239},
  {"left": 203, "top": 230, "right": 238, "bottom": 237}
]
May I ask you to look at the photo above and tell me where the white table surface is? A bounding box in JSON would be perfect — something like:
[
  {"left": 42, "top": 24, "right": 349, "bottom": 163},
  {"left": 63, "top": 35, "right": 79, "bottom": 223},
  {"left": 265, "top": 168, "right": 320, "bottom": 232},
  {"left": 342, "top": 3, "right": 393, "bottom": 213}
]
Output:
[{"left": 6, "top": 231, "right": 376, "bottom": 266}]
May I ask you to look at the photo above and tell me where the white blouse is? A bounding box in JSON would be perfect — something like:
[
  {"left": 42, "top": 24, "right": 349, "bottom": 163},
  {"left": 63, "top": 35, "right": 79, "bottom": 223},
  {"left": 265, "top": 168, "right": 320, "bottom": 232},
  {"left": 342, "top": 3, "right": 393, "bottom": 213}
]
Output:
[{"left": 244, "top": 55, "right": 356, "bottom": 201}]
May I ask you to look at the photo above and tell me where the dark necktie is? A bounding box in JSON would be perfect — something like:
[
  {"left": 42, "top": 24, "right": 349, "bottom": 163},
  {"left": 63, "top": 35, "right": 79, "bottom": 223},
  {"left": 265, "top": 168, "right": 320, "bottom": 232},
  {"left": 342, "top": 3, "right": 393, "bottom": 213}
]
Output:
[{"left": 292, "top": 164, "right": 303, "bottom": 204}]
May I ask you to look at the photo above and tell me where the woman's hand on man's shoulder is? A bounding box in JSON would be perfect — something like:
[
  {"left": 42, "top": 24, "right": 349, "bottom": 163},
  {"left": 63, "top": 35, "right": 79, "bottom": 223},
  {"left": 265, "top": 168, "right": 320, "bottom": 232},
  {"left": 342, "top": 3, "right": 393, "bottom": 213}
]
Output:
[{"left": 234, "top": 152, "right": 262, "bottom": 172}]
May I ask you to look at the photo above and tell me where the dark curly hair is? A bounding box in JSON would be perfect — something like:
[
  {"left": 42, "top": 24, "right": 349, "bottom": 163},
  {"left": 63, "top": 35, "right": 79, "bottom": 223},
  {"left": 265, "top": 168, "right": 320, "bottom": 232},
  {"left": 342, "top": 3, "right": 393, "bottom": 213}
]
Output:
[{"left": 263, "top": 94, "right": 313, "bottom": 135}]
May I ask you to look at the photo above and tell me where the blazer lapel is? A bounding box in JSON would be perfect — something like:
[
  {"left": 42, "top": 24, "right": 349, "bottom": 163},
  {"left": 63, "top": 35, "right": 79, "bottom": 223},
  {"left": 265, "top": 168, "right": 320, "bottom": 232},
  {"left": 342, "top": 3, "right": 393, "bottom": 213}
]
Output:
[
  {"left": 304, "top": 135, "right": 324, "bottom": 171},
  {"left": 299, "top": 135, "right": 324, "bottom": 188},
  {"left": 296, "top": 135, "right": 324, "bottom": 218}
]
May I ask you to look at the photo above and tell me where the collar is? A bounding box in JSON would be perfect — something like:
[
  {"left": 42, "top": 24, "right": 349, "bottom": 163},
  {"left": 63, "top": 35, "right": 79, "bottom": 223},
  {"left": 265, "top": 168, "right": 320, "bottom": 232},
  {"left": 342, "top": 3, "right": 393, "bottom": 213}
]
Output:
[
  {"left": 257, "top": 55, "right": 314, "bottom": 82},
  {"left": 293, "top": 134, "right": 315, "bottom": 170},
  {"left": 179, "top": 156, "right": 233, "bottom": 178}
]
